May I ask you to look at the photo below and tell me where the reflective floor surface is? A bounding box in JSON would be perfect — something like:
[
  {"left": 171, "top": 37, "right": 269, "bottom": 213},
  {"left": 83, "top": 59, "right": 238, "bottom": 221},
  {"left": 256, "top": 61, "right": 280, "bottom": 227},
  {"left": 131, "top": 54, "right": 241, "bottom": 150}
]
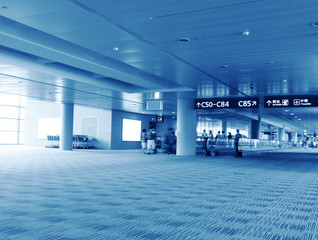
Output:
[{"left": 0, "top": 146, "right": 318, "bottom": 239}]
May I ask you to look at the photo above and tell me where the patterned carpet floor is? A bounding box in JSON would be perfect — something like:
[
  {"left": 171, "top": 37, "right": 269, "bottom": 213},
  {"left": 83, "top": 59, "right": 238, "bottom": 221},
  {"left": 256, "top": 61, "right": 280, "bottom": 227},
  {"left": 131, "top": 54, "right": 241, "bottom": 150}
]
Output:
[{"left": 0, "top": 147, "right": 318, "bottom": 240}]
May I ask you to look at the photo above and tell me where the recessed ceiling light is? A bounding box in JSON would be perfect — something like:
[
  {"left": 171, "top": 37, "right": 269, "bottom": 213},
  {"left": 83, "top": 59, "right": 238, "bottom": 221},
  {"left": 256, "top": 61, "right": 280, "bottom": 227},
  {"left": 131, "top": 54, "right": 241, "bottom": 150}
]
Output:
[
  {"left": 172, "top": 112, "right": 175, "bottom": 114},
  {"left": 219, "top": 65, "right": 228, "bottom": 69},
  {"left": 290, "top": 113, "right": 294, "bottom": 115},
  {"left": 295, "top": 116, "right": 298, "bottom": 118},
  {"left": 285, "top": 109, "right": 289, "bottom": 112},
  {"left": 149, "top": 17, "right": 153, "bottom": 20},
  {"left": 298, "top": 118, "right": 301, "bottom": 120},
  {"left": 311, "top": 22, "right": 318, "bottom": 27},
  {"left": 282, "top": 79, "right": 287, "bottom": 83},
  {"left": 113, "top": 46, "right": 119, "bottom": 51},
  {"left": 242, "top": 31, "right": 250, "bottom": 36},
  {"left": 178, "top": 38, "right": 190, "bottom": 42}
]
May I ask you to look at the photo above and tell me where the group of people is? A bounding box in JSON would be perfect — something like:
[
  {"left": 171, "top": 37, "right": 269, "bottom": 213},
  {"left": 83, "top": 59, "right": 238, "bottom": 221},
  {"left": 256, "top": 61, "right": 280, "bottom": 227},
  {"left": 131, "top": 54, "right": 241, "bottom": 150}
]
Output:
[
  {"left": 141, "top": 127, "right": 176, "bottom": 155},
  {"left": 201, "top": 129, "right": 242, "bottom": 156},
  {"left": 141, "top": 127, "right": 242, "bottom": 156},
  {"left": 201, "top": 129, "right": 234, "bottom": 142}
]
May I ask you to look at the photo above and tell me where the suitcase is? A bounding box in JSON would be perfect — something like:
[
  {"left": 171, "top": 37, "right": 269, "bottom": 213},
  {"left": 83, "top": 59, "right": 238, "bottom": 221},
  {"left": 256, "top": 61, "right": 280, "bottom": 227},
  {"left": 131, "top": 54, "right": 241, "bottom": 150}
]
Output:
[{"left": 235, "top": 151, "right": 242, "bottom": 157}]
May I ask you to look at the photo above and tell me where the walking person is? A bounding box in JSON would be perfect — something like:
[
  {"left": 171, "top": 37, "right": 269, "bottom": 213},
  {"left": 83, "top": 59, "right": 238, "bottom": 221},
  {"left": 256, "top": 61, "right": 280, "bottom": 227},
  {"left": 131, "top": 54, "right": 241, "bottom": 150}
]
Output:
[
  {"left": 208, "top": 130, "right": 213, "bottom": 150},
  {"left": 171, "top": 131, "right": 177, "bottom": 155},
  {"left": 228, "top": 132, "right": 233, "bottom": 140},
  {"left": 141, "top": 129, "right": 147, "bottom": 154},
  {"left": 228, "top": 132, "right": 233, "bottom": 147},
  {"left": 147, "top": 128, "right": 156, "bottom": 154},
  {"left": 201, "top": 129, "right": 208, "bottom": 150},
  {"left": 234, "top": 129, "right": 242, "bottom": 157}
]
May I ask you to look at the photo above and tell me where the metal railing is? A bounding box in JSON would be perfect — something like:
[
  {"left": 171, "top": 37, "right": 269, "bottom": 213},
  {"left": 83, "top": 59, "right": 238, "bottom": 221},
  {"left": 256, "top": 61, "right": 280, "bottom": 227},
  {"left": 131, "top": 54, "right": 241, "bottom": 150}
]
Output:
[{"left": 196, "top": 137, "right": 300, "bottom": 156}]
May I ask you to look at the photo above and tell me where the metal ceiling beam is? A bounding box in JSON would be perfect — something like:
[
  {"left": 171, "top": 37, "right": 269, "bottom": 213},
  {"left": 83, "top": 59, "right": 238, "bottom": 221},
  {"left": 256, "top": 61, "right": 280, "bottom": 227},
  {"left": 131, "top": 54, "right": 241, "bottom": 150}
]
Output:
[
  {"left": 0, "top": 15, "right": 189, "bottom": 92},
  {"left": 0, "top": 48, "right": 145, "bottom": 93}
]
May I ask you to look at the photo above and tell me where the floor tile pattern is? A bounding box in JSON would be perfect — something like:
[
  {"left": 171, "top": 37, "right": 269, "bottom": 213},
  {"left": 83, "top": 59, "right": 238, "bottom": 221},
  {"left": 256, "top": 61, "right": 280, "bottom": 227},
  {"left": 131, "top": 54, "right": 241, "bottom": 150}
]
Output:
[{"left": 0, "top": 148, "right": 318, "bottom": 239}]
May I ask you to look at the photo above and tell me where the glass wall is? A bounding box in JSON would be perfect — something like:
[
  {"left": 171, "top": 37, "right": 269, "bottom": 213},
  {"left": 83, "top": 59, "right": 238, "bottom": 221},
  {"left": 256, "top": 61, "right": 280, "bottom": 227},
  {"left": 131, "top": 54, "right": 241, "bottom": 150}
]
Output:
[
  {"left": 197, "top": 116, "right": 222, "bottom": 137},
  {"left": 0, "top": 93, "right": 25, "bottom": 144}
]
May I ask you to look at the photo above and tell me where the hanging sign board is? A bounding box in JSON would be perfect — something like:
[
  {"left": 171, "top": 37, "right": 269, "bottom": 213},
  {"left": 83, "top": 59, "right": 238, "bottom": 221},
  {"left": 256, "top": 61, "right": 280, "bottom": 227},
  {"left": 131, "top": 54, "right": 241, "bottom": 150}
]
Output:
[
  {"left": 264, "top": 95, "right": 318, "bottom": 108},
  {"left": 194, "top": 97, "right": 259, "bottom": 109}
]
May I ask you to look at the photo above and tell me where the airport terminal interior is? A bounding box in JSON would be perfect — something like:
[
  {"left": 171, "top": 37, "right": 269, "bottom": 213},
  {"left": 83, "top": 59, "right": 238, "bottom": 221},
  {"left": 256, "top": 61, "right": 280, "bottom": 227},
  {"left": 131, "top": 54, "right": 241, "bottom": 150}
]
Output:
[{"left": 1, "top": 0, "right": 318, "bottom": 239}]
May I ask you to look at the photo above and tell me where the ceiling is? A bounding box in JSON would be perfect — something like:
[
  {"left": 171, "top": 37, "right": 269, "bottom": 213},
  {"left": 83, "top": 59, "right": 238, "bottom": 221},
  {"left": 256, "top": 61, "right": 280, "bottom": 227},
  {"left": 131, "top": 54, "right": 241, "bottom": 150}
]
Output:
[{"left": 0, "top": 0, "right": 318, "bottom": 132}]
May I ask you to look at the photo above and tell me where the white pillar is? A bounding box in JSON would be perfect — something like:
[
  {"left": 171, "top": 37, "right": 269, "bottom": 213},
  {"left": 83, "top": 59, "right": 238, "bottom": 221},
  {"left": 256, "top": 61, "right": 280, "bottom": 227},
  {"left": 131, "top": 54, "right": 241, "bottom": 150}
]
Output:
[
  {"left": 60, "top": 103, "right": 74, "bottom": 150},
  {"left": 278, "top": 126, "right": 286, "bottom": 141},
  {"left": 176, "top": 98, "right": 197, "bottom": 156},
  {"left": 291, "top": 131, "right": 298, "bottom": 142}
]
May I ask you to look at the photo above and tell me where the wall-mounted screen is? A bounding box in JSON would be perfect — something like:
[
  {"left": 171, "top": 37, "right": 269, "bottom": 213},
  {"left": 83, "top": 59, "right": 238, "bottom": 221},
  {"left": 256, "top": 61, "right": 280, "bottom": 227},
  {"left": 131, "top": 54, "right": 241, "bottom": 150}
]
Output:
[{"left": 122, "top": 119, "right": 141, "bottom": 141}]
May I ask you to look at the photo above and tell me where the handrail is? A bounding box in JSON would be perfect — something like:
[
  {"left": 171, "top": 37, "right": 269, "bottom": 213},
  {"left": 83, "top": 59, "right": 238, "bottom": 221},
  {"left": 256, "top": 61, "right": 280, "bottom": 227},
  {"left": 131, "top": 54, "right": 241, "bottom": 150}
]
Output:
[{"left": 196, "top": 136, "right": 300, "bottom": 155}]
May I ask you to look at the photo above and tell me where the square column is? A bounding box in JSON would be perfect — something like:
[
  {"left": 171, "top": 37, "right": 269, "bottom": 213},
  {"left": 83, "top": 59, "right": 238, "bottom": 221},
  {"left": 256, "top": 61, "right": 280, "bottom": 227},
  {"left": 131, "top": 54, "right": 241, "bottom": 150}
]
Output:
[
  {"left": 250, "top": 115, "right": 261, "bottom": 139},
  {"left": 176, "top": 98, "right": 197, "bottom": 156},
  {"left": 278, "top": 126, "right": 286, "bottom": 141}
]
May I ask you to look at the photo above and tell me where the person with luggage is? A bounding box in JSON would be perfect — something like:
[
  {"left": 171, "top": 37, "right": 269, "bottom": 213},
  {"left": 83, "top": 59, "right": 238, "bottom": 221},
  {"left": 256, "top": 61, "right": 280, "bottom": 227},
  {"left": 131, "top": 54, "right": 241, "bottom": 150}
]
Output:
[
  {"left": 234, "top": 129, "right": 242, "bottom": 157},
  {"left": 208, "top": 130, "right": 213, "bottom": 150},
  {"left": 201, "top": 129, "right": 208, "bottom": 150},
  {"left": 147, "top": 127, "right": 156, "bottom": 154}
]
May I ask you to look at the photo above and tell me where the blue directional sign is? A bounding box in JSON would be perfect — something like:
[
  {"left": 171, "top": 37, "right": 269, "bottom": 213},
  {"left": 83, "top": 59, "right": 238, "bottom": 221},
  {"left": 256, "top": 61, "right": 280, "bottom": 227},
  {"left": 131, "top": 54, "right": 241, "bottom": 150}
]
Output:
[
  {"left": 264, "top": 95, "right": 318, "bottom": 108},
  {"left": 195, "top": 97, "right": 259, "bottom": 109}
]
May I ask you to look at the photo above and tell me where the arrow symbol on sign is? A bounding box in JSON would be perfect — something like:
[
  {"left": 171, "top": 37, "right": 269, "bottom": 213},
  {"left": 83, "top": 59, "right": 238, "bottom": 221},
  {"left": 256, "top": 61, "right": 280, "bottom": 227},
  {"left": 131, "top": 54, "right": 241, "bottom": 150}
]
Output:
[
  {"left": 252, "top": 101, "right": 257, "bottom": 106},
  {"left": 196, "top": 102, "right": 201, "bottom": 108},
  {"left": 266, "top": 100, "right": 272, "bottom": 106}
]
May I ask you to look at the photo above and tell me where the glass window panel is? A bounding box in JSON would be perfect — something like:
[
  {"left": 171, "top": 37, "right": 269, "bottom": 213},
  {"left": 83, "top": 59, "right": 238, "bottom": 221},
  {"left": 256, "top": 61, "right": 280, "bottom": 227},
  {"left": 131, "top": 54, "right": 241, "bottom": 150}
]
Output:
[
  {"left": 0, "top": 94, "right": 20, "bottom": 106},
  {"left": 122, "top": 119, "right": 141, "bottom": 141},
  {"left": 20, "top": 96, "right": 26, "bottom": 107},
  {"left": 0, "top": 106, "right": 19, "bottom": 118},
  {"left": 0, "top": 119, "right": 18, "bottom": 131},
  {"left": 19, "top": 132, "right": 24, "bottom": 144},
  {"left": 0, "top": 131, "right": 18, "bottom": 144},
  {"left": 20, "top": 108, "right": 26, "bottom": 119},
  {"left": 19, "top": 120, "right": 25, "bottom": 132},
  {"left": 38, "top": 118, "right": 60, "bottom": 139}
]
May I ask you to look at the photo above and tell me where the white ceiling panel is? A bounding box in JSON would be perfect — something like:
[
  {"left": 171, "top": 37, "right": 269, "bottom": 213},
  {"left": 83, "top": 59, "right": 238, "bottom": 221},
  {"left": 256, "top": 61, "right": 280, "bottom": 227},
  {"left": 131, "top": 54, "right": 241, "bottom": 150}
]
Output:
[{"left": 0, "top": 0, "right": 318, "bottom": 132}]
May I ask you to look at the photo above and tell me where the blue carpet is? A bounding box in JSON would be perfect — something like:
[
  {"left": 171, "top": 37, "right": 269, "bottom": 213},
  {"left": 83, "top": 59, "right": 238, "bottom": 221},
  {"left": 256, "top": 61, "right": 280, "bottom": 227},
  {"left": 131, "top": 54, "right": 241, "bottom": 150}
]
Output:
[{"left": 0, "top": 147, "right": 318, "bottom": 239}]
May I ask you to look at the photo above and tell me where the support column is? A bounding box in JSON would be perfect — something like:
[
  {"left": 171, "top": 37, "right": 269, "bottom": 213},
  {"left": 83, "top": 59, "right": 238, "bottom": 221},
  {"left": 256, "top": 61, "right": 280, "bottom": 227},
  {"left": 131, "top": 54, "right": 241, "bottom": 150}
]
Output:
[
  {"left": 251, "top": 115, "right": 261, "bottom": 139},
  {"left": 60, "top": 103, "right": 74, "bottom": 150},
  {"left": 176, "top": 98, "right": 197, "bottom": 156},
  {"left": 278, "top": 126, "right": 286, "bottom": 141},
  {"left": 291, "top": 131, "right": 298, "bottom": 143}
]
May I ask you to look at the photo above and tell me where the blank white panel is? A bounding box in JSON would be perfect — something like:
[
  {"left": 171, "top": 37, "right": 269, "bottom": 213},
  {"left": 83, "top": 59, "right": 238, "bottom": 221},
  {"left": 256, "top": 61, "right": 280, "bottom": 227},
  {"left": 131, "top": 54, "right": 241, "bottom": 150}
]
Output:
[{"left": 122, "top": 119, "right": 141, "bottom": 141}]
